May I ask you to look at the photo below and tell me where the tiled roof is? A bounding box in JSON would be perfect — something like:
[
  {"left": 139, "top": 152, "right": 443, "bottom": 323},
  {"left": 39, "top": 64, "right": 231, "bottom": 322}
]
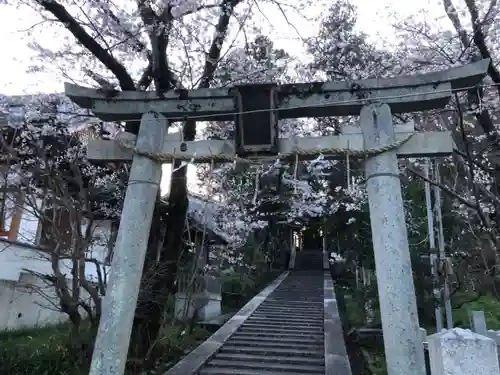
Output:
[{"left": 186, "top": 194, "right": 230, "bottom": 244}]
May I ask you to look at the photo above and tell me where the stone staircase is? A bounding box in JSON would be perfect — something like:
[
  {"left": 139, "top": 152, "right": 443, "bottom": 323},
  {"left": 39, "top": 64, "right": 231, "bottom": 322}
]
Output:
[
  {"left": 197, "top": 272, "right": 324, "bottom": 374},
  {"left": 165, "top": 249, "right": 351, "bottom": 375}
]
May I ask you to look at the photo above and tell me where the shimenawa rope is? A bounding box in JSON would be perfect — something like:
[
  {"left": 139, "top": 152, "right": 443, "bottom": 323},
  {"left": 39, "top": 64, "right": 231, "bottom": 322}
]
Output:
[{"left": 118, "top": 132, "right": 415, "bottom": 164}]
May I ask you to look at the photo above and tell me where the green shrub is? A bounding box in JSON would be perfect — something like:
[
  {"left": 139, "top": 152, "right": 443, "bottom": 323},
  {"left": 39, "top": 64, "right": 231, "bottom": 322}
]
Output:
[
  {"left": 0, "top": 319, "right": 211, "bottom": 375},
  {"left": 221, "top": 270, "right": 282, "bottom": 311},
  {"left": 150, "top": 324, "right": 211, "bottom": 373},
  {"left": 452, "top": 293, "right": 500, "bottom": 330},
  {"left": 0, "top": 324, "right": 86, "bottom": 375},
  {"left": 221, "top": 272, "right": 255, "bottom": 310}
]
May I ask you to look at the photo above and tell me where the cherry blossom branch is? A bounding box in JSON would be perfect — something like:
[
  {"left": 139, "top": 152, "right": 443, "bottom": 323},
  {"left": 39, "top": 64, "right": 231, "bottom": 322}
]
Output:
[
  {"left": 36, "top": 0, "right": 136, "bottom": 91},
  {"left": 465, "top": 0, "right": 500, "bottom": 97},
  {"left": 407, "top": 166, "right": 476, "bottom": 210}
]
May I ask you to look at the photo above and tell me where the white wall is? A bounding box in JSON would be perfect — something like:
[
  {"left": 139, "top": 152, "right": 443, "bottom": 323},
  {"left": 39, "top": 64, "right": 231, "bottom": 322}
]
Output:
[
  {"left": 0, "top": 276, "right": 67, "bottom": 330},
  {"left": 0, "top": 204, "right": 111, "bottom": 330},
  {"left": 0, "top": 272, "right": 96, "bottom": 330},
  {"left": 16, "top": 200, "right": 40, "bottom": 245},
  {"left": 0, "top": 238, "right": 109, "bottom": 282}
]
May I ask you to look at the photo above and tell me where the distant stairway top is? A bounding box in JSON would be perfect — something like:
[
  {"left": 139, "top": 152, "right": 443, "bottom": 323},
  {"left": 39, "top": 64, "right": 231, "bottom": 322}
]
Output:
[{"left": 295, "top": 250, "right": 324, "bottom": 271}]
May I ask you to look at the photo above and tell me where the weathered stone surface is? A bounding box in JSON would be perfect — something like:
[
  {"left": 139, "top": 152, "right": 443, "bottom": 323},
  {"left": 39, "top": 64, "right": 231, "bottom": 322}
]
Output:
[
  {"left": 66, "top": 58, "right": 489, "bottom": 121},
  {"left": 87, "top": 131, "right": 455, "bottom": 162},
  {"left": 428, "top": 328, "right": 500, "bottom": 375},
  {"left": 361, "top": 103, "right": 426, "bottom": 375},
  {"left": 324, "top": 272, "right": 352, "bottom": 375}
]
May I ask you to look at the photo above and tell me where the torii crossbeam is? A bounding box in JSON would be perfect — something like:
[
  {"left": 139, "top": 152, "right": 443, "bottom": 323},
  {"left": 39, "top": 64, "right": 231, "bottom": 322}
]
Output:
[{"left": 68, "top": 59, "right": 489, "bottom": 375}]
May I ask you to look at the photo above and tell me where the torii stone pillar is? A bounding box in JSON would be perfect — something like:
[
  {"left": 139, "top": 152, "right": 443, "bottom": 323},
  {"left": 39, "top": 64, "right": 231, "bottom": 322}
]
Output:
[
  {"left": 360, "top": 103, "right": 426, "bottom": 375},
  {"left": 89, "top": 113, "right": 166, "bottom": 375}
]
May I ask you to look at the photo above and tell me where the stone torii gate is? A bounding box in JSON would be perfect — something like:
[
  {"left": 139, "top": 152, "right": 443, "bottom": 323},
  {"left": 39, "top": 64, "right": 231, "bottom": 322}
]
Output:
[{"left": 65, "top": 59, "right": 489, "bottom": 375}]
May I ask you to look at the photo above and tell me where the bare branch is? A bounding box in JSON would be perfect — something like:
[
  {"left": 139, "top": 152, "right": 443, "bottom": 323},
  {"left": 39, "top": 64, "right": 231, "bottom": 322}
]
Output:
[
  {"left": 198, "top": 0, "right": 242, "bottom": 89},
  {"left": 36, "top": 0, "right": 136, "bottom": 91}
]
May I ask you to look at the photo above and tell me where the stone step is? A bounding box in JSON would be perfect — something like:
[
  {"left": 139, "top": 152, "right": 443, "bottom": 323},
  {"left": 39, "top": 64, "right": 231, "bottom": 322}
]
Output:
[
  {"left": 237, "top": 325, "right": 323, "bottom": 335},
  {"left": 242, "top": 319, "right": 323, "bottom": 328},
  {"left": 294, "top": 260, "right": 324, "bottom": 270},
  {"left": 259, "top": 299, "right": 323, "bottom": 305},
  {"left": 198, "top": 368, "right": 314, "bottom": 375},
  {"left": 215, "top": 352, "right": 325, "bottom": 365},
  {"left": 227, "top": 338, "right": 323, "bottom": 348},
  {"left": 245, "top": 317, "right": 323, "bottom": 327},
  {"left": 250, "top": 312, "right": 324, "bottom": 320},
  {"left": 250, "top": 310, "right": 323, "bottom": 317},
  {"left": 255, "top": 301, "right": 323, "bottom": 314},
  {"left": 230, "top": 331, "right": 323, "bottom": 341},
  {"left": 256, "top": 304, "right": 323, "bottom": 311},
  {"left": 196, "top": 271, "right": 327, "bottom": 375},
  {"left": 204, "top": 359, "right": 324, "bottom": 373},
  {"left": 220, "top": 345, "right": 324, "bottom": 357},
  {"left": 266, "top": 302, "right": 323, "bottom": 305},
  {"left": 256, "top": 302, "right": 323, "bottom": 316},
  {"left": 254, "top": 303, "right": 323, "bottom": 309},
  {"left": 240, "top": 323, "right": 323, "bottom": 333}
]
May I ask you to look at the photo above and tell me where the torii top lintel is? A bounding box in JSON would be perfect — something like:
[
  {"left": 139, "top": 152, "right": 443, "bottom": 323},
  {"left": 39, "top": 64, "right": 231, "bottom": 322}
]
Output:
[{"left": 64, "top": 59, "right": 489, "bottom": 123}]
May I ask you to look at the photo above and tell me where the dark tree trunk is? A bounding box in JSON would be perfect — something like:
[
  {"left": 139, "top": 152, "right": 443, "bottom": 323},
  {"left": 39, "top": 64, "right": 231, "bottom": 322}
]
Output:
[
  {"left": 32, "top": 1, "right": 240, "bottom": 373},
  {"left": 128, "top": 123, "right": 192, "bottom": 370},
  {"left": 128, "top": 198, "right": 170, "bottom": 369}
]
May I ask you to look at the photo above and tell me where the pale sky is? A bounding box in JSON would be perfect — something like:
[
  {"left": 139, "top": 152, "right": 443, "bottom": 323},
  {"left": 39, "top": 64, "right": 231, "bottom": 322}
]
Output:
[
  {"left": 0, "top": 0, "right": 440, "bottom": 95},
  {"left": 0, "top": 0, "right": 441, "bottom": 194}
]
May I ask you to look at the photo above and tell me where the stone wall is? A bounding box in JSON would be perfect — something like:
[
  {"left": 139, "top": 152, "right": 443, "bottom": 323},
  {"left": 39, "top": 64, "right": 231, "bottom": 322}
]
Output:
[
  {"left": 0, "top": 271, "right": 95, "bottom": 330},
  {"left": 0, "top": 274, "right": 67, "bottom": 330}
]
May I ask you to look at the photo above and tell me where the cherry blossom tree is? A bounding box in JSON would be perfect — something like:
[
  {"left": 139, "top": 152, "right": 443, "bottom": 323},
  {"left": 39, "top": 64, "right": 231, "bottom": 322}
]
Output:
[
  {"left": 386, "top": 0, "right": 500, "bottom": 298},
  {"left": 13, "top": 0, "right": 500, "bottom": 369},
  {"left": 4, "top": 0, "right": 324, "bottom": 368},
  {"left": 0, "top": 96, "right": 124, "bottom": 363}
]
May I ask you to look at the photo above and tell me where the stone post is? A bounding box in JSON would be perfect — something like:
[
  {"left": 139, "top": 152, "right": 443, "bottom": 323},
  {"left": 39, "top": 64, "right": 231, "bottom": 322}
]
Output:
[
  {"left": 89, "top": 113, "right": 166, "bottom": 375},
  {"left": 289, "top": 230, "right": 296, "bottom": 269},
  {"left": 420, "top": 328, "right": 432, "bottom": 375},
  {"left": 360, "top": 103, "right": 426, "bottom": 375},
  {"left": 469, "top": 310, "right": 487, "bottom": 335},
  {"left": 175, "top": 274, "right": 221, "bottom": 322},
  {"left": 420, "top": 327, "right": 428, "bottom": 344},
  {"left": 428, "top": 328, "right": 500, "bottom": 375}
]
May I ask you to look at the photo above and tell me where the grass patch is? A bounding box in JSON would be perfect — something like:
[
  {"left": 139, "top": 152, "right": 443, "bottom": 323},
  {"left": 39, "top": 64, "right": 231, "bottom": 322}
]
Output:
[
  {"left": 0, "top": 270, "right": 282, "bottom": 374},
  {"left": 369, "top": 354, "right": 387, "bottom": 375},
  {"left": 344, "top": 293, "right": 367, "bottom": 327},
  {"left": 0, "top": 323, "right": 81, "bottom": 375},
  {"left": 452, "top": 293, "right": 500, "bottom": 330},
  {"left": 153, "top": 324, "right": 211, "bottom": 372},
  {"left": 0, "top": 321, "right": 211, "bottom": 375}
]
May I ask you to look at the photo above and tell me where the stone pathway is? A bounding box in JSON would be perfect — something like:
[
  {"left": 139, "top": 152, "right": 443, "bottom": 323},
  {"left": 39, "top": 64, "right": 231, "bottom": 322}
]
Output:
[
  {"left": 165, "top": 251, "right": 351, "bottom": 375},
  {"left": 198, "top": 271, "right": 325, "bottom": 374}
]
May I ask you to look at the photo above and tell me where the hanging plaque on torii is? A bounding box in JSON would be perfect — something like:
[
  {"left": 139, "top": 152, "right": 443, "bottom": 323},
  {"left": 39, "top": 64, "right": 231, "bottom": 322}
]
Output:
[{"left": 65, "top": 59, "right": 490, "bottom": 375}]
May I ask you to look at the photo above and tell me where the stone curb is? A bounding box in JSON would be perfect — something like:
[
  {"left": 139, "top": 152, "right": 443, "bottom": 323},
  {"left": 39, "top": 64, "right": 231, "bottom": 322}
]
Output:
[
  {"left": 324, "top": 271, "right": 352, "bottom": 375},
  {"left": 164, "top": 271, "right": 290, "bottom": 375}
]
